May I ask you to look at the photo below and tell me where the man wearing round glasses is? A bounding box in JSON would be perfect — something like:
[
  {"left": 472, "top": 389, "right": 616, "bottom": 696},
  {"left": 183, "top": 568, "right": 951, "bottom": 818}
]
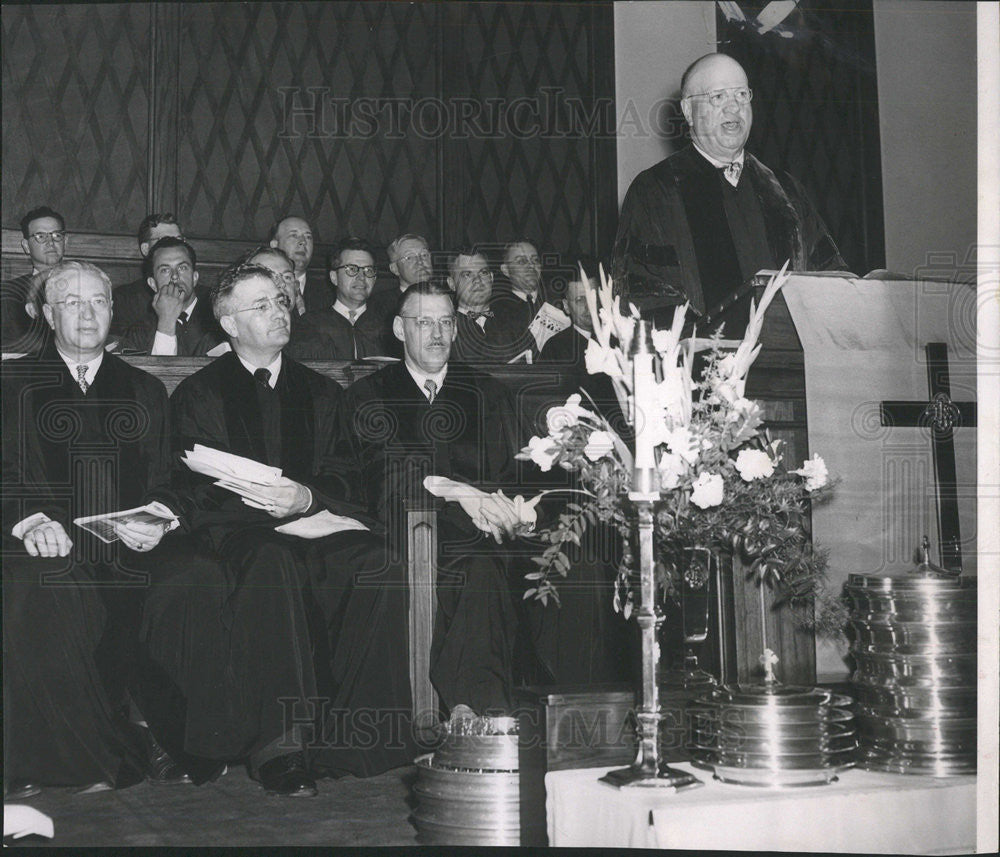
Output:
[
  {"left": 287, "top": 237, "right": 384, "bottom": 360},
  {"left": 369, "top": 233, "right": 436, "bottom": 357},
  {"left": 613, "top": 52, "right": 845, "bottom": 337},
  {"left": 1, "top": 206, "right": 68, "bottom": 354}
]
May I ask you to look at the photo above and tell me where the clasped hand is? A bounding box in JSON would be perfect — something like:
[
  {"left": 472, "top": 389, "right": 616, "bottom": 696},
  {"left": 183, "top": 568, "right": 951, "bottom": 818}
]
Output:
[
  {"left": 457, "top": 489, "right": 540, "bottom": 544},
  {"left": 249, "top": 477, "right": 312, "bottom": 519}
]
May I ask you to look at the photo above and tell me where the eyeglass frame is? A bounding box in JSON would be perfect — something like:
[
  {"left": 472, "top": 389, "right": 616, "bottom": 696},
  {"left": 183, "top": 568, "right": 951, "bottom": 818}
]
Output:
[
  {"left": 50, "top": 295, "right": 112, "bottom": 313},
  {"left": 397, "top": 248, "right": 431, "bottom": 265},
  {"left": 334, "top": 263, "right": 378, "bottom": 279},
  {"left": 29, "top": 231, "right": 67, "bottom": 244},
  {"left": 682, "top": 86, "right": 753, "bottom": 107},
  {"left": 398, "top": 314, "right": 457, "bottom": 332},
  {"left": 228, "top": 293, "right": 292, "bottom": 315}
]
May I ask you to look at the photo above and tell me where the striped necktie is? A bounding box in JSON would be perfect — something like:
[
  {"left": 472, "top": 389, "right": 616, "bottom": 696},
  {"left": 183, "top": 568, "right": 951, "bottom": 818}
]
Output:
[
  {"left": 424, "top": 379, "right": 437, "bottom": 404},
  {"left": 76, "top": 364, "right": 89, "bottom": 394}
]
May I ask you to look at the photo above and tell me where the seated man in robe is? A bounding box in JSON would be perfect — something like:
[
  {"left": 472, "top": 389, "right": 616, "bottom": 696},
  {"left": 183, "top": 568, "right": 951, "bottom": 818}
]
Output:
[
  {"left": 613, "top": 53, "right": 845, "bottom": 336},
  {"left": 110, "top": 213, "right": 183, "bottom": 339},
  {"left": 137, "top": 262, "right": 413, "bottom": 796},
  {"left": 115, "top": 236, "right": 223, "bottom": 355},
  {"left": 286, "top": 237, "right": 384, "bottom": 360},
  {"left": 491, "top": 239, "right": 554, "bottom": 350},
  {"left": 1, "top": 206, "right": 68, "bottom": 355},
  {"left": 448, "top": 246, "right": 530, "bottom": 366},
  {"left": 2, "top": 261, "right": 166, "bottom": 795},
  {"left": 341, "top": 280, "right": 542, "bottom": 715}
]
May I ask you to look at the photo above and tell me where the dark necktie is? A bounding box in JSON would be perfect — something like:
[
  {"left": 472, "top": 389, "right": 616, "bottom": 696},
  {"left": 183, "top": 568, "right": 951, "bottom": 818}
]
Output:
[
  {"left": 76, "top": 364, "right": 89, "bottom": 394},
  {"left": 254, "top": 368, "right": 271, "bottom": 388},
  {"left": 424, "top": 379, "right": 437, "bottom": 404}
]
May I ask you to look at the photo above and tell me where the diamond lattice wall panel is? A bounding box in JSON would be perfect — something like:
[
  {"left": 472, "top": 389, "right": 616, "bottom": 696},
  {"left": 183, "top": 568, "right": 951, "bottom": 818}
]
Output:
[
  {"left": 439, "top": 1, "right": 616, "bottom": 261},
  {"left": 175, "top": 1, "right": 440, "bottom": 247},
  {"left": 1, "top": 4, "right": 151, "bottom": 233},
  {"left": 720, "top": 0, "right": 885, "bottom": 274}
]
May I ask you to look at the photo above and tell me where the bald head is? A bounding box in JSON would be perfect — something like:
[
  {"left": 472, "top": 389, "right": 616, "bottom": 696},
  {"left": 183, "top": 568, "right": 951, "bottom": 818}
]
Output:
[{"left": 680, "top": 53, "right": 752, "bottom": 162}]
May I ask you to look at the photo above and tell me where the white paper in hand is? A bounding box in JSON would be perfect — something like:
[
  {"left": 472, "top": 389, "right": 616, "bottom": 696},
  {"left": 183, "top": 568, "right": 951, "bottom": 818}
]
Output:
[
  {"left": 274, "top": 510, "right": 370, "bottom": 539},
  {"left": 528, "top": 301, "right": 570, "bottom": 350}
]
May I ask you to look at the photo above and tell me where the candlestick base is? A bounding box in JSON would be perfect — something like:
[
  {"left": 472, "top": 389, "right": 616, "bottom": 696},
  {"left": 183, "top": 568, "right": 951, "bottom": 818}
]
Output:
[{"left": 599, "top": 762, "right": 704, "bottom": 790}]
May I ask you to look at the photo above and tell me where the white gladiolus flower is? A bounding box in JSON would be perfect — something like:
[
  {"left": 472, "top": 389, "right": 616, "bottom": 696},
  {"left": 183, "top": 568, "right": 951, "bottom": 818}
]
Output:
[
  {"left": 690, "top": 471, "right": 724, "bottom": 508},
  {"left": 657, "top": 452, "right": 685, "bottom": 491},
  {"left": 526, "top": 435, "right": 559, "bottom": 471},
  {"left": 792, "top": 454, "right": 829, "bottom": 491},
  {"left": 546, "top": 394, "right": 596, "bottom": 433},
  {"left": 583, "top": 430, "right": 615, "bottom": 461}
]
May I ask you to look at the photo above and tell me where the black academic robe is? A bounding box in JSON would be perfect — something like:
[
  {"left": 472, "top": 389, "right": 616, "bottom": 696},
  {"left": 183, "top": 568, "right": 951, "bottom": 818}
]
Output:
[
  {"left": 450, "top": 310, "right": 529, "bottom": 366},
  {"left": 286, "top": 304, "right": 384, "bottom": 360},
  {"left": 365, "top": 286, "right": 405, "bottom": 358},
  {"left": 1, "top": 345, "right": 171, "bottom": 787},
  {"left": 612, "top": 145, "right": 847, "bottom": 332},
  {"left": 142, "top": 351, "right": 412, "bottom": 776},
  {"left": 114, "top": 282, "right": 223, "bottom": 355},
  {"left": 343, "top": 361, "right": 537, "bottom": 713}
]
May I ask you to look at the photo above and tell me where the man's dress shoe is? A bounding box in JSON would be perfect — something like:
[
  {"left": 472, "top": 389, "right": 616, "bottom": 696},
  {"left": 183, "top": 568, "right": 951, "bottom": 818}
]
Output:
[
  {"left": 145, "top": 728, "right": 193, "bottom": 786},
  {"left": 4, "top": 780, "right": 42, "bottom": 800},
  {"left": 257, "top": 752, "right": 317, "bottom": 797}
]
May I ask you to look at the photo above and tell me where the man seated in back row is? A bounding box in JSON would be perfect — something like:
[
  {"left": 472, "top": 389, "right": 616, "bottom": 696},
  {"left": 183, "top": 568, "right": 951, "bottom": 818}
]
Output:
[
  {"left": 286, "top": 237, "right": 385, "bottom": 360},
  {"left": 268, "top": 215, "right": 334, "bottom": 314},
  {"left": 115, "top": 236, "right": 222, "bottom": 356},
  {"left": 110, "top": 213, "right": 183, "bottom": 339},
  {"left": 368, "top": 233, "right": 435, "bottom": 357}
]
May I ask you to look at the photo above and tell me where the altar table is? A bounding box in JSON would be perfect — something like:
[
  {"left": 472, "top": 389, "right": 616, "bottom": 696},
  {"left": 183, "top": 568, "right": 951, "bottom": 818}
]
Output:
[{"left": 545, "top": 763, "right": 975, "bottom": 853}]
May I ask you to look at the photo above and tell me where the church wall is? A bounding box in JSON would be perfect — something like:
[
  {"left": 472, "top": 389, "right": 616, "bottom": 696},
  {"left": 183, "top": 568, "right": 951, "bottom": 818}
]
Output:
[
  {"left": 613, "top": 1, "right": 716, "bottom": 206},
  {"left": 873, "top": 0, "right": 978, "bottom": 277}
]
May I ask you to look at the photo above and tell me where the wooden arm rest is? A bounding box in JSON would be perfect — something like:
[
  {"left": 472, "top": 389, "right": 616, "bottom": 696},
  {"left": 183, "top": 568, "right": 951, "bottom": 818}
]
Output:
[{"left": 406, "top": 504, "right": 440, "bottom": 728}]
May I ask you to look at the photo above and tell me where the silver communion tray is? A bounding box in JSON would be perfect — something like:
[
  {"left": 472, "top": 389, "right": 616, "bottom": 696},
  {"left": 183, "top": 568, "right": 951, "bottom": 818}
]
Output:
[{"left": 689, "top": 683, "right": 856, "bottom": 787}]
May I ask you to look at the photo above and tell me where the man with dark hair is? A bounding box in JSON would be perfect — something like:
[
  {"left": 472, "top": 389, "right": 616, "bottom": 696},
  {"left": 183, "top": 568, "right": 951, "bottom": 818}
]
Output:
[
  {"left": 268, "top": 215, "right": 335, "bottom": 312},
  {"left": 115, "top": 236, "right": 222, "bottom": 355},
  {"left": 1, "top": 206, "right": 68, "bottom": 354},
  {"left": 341, "top": 280, "right": 535, "bottom": 714},
  {"left": 446, "top": 245, "right": 531, "bottom": 365},
  {"left": 2, "top": 260, "right": 167, "bottom": 793},
  {"left": 137, "top": 262, "right": 413, "bottom": 795},
  {"left": 286, "top": 236, "right": 384, "bottom": 360},
  {"left": 613, "top": 52, "right": 845, "bottom": 336},
  {"left": 110, "top": 213, "right": 183, "bottom": 338}
]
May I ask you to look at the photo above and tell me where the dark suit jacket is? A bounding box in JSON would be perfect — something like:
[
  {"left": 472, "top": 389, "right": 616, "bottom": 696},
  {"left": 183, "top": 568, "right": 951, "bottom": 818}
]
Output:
[
  {"left": 365, "top": 286, "right": 405, "bottom": 358},
  {"left": 341, "top": 360, "right": 528, "bottom": 534},
  {"left": 114, "top": 282, "right": 222, "bottom": 356},
  {"left": 285, "top": 304, "right": 384, "bottom": 360},
  {"left": 1, "top": 344, "right": 172, "bottom": 536},
  {"left": 488, "top": 280, "right": 554, "bottom": 360},
  {"left": 451, "top": 310, "right": 530, "bottom": 366},
  {"left": 164, "top": 350, "right": 372, "bottom": 543},
  {"left": 301, "top": 269, "right": 337, "bottom": 314},
  {"left": 612, "top": 144, "right": 846, "bottom": 315},
  {"left": 1, "top": 271, "right": 49, "bottom": 354}
]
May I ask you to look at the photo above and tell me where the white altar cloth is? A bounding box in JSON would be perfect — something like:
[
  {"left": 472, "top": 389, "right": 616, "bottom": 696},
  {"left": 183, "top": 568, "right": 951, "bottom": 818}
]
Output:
[{"left": 545, "top": 763, "right": 975, "bottom": 853}]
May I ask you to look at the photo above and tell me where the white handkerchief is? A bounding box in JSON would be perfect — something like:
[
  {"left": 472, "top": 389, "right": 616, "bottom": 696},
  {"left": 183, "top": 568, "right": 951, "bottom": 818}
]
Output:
[
  {"left": 274, "top": 510, "right": 370, "bottom": 539},
  {"left": 4, "top": 804, "right": 55, "bottom": 839}
]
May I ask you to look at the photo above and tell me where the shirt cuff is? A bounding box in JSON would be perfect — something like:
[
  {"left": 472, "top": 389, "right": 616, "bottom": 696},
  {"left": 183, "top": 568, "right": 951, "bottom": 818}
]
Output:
[
  {"left": 151, "top": 330, "right": 178, "bottom": 356},
  {"left": 12, "top": 512, "right": 52, "bottom": 540}
]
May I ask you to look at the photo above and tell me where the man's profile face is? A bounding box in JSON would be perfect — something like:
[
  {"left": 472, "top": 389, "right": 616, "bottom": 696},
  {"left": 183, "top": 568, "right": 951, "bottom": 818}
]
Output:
[
  {"left": 251, "top": 250, "right": 300, "bottom": 305},
  {"left": 21, "top": 216, "right": 66, "bottom": 270},
  {"left": 681, "top": 55, "right": 752, "bottom": 162},
  {"left": 449, "top": 253, "right": 493, "bottom": 310},
  {"left": 390, "top": 237, "right": 432, "bottom": 287},
  {"left": 271, "top": 217, "right": 313, "bottom": 274},
  {"left": 42, "top": 270, "right": 112, "bottom": 357},
  {"left": 222, "top": 275, "right": 291, "bottom": 352},
  {"left": 564, "top": 276, "right": 596, "bottom": 332},
  {"left": 141, "top": 222, "right": 182, "bottom": 257},
  {"left": 502, "top": 241, "right": 542, "bottom": 294},
  {"left": 148, "top": 245, "right": 198, "bottom": 305},
  {"left": 332, "top": 249, "right": 376, "bottom": 308},
  {"left": 393, "top": 292, "right": 456, "bottom": 375}
]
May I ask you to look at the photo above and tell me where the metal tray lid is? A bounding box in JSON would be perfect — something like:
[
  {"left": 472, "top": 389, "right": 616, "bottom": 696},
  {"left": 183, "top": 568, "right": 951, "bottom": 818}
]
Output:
[
  {"left": 846, "top": 571, "right": 977, "bottom": 591},
  {"left": 705, "top": 682, "right": 833, "bottom": 708}
]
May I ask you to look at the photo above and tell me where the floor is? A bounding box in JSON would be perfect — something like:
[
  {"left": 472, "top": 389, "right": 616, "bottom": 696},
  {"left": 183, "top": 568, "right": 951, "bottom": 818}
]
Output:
[{"left": 5, "top": 764, "right": 424, "bottom": 848}]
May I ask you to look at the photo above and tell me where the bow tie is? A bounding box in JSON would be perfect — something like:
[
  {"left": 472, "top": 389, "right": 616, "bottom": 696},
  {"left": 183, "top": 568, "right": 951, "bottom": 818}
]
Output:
[
  {"left": 721, "top": 160, "right": 742, "bottom": 186},
  {"left": 465, "top": 309, "right": 494, "bottom": 321}
]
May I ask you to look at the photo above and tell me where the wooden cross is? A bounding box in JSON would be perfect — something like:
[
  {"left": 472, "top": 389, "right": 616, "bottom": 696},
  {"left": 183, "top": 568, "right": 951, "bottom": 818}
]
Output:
[{"left": 880, "top": 342, "right": 977, "bottom": 572}]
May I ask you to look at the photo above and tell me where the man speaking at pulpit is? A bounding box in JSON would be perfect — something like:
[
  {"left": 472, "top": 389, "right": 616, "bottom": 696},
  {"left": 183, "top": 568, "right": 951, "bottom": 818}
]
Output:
[{"left": 613, "top": 53, "right": 846, "bottom": 337}]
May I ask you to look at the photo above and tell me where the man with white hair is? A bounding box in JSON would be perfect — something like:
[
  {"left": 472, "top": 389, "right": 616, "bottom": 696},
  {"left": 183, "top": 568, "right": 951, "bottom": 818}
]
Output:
[
  {"left": 2, "top": 261, "right": 172, "bottom": 794},
  {"left": 613, "top": 52, "right": 845, "bottom": 336}
]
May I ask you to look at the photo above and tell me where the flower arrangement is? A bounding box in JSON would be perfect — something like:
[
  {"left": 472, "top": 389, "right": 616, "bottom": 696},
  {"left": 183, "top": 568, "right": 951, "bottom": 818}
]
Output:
[{"left": 517, "top": 263, "right": 847, "bottom": 638}]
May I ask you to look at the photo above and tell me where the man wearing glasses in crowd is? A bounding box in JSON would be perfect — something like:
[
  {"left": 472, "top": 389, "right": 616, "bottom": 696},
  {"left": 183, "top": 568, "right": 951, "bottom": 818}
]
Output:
[
  {"left": 287, "top": 237, "right": 383, "bottom": 360},
  {"left": 1, "top": 206, "right": 68, "bottom": 353},
  {"left": 612, "top": 52, "right": 845, "bottom": 337},
  {"left": 369, "top": 233, "right": 435, "bottom": 357}
]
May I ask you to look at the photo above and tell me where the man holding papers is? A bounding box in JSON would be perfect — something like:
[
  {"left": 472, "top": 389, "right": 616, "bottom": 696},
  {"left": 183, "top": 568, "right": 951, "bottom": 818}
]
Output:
[
  {"left": 2, "top": 261, "right": 169, "bottom": 793},
  {"left": 138, "top": 262, "right": 413, "bottom": 796}
]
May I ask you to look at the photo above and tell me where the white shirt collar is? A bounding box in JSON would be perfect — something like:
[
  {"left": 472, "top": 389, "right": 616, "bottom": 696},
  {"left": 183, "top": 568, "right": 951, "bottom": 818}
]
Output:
[
  {"left": 692, "top": 142, "right": 745, "bottom": 171},
  {"left": 573, "top": 324, "right": 593, "bottom": 339},
  {"left": 237, "top": 352, "right": 282, "bottom": 388},
  {"left": 333, "top": 299, "right": 366, "bottom": 322},
  {"left": 404, "top": 361, "right": 448, "bottom": 400},
  {"left": 183, "top": 294, "right": 198, "bottom": 317},
  {"left": 56, "top": 347, "right": 104, "bottom": 387}
]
